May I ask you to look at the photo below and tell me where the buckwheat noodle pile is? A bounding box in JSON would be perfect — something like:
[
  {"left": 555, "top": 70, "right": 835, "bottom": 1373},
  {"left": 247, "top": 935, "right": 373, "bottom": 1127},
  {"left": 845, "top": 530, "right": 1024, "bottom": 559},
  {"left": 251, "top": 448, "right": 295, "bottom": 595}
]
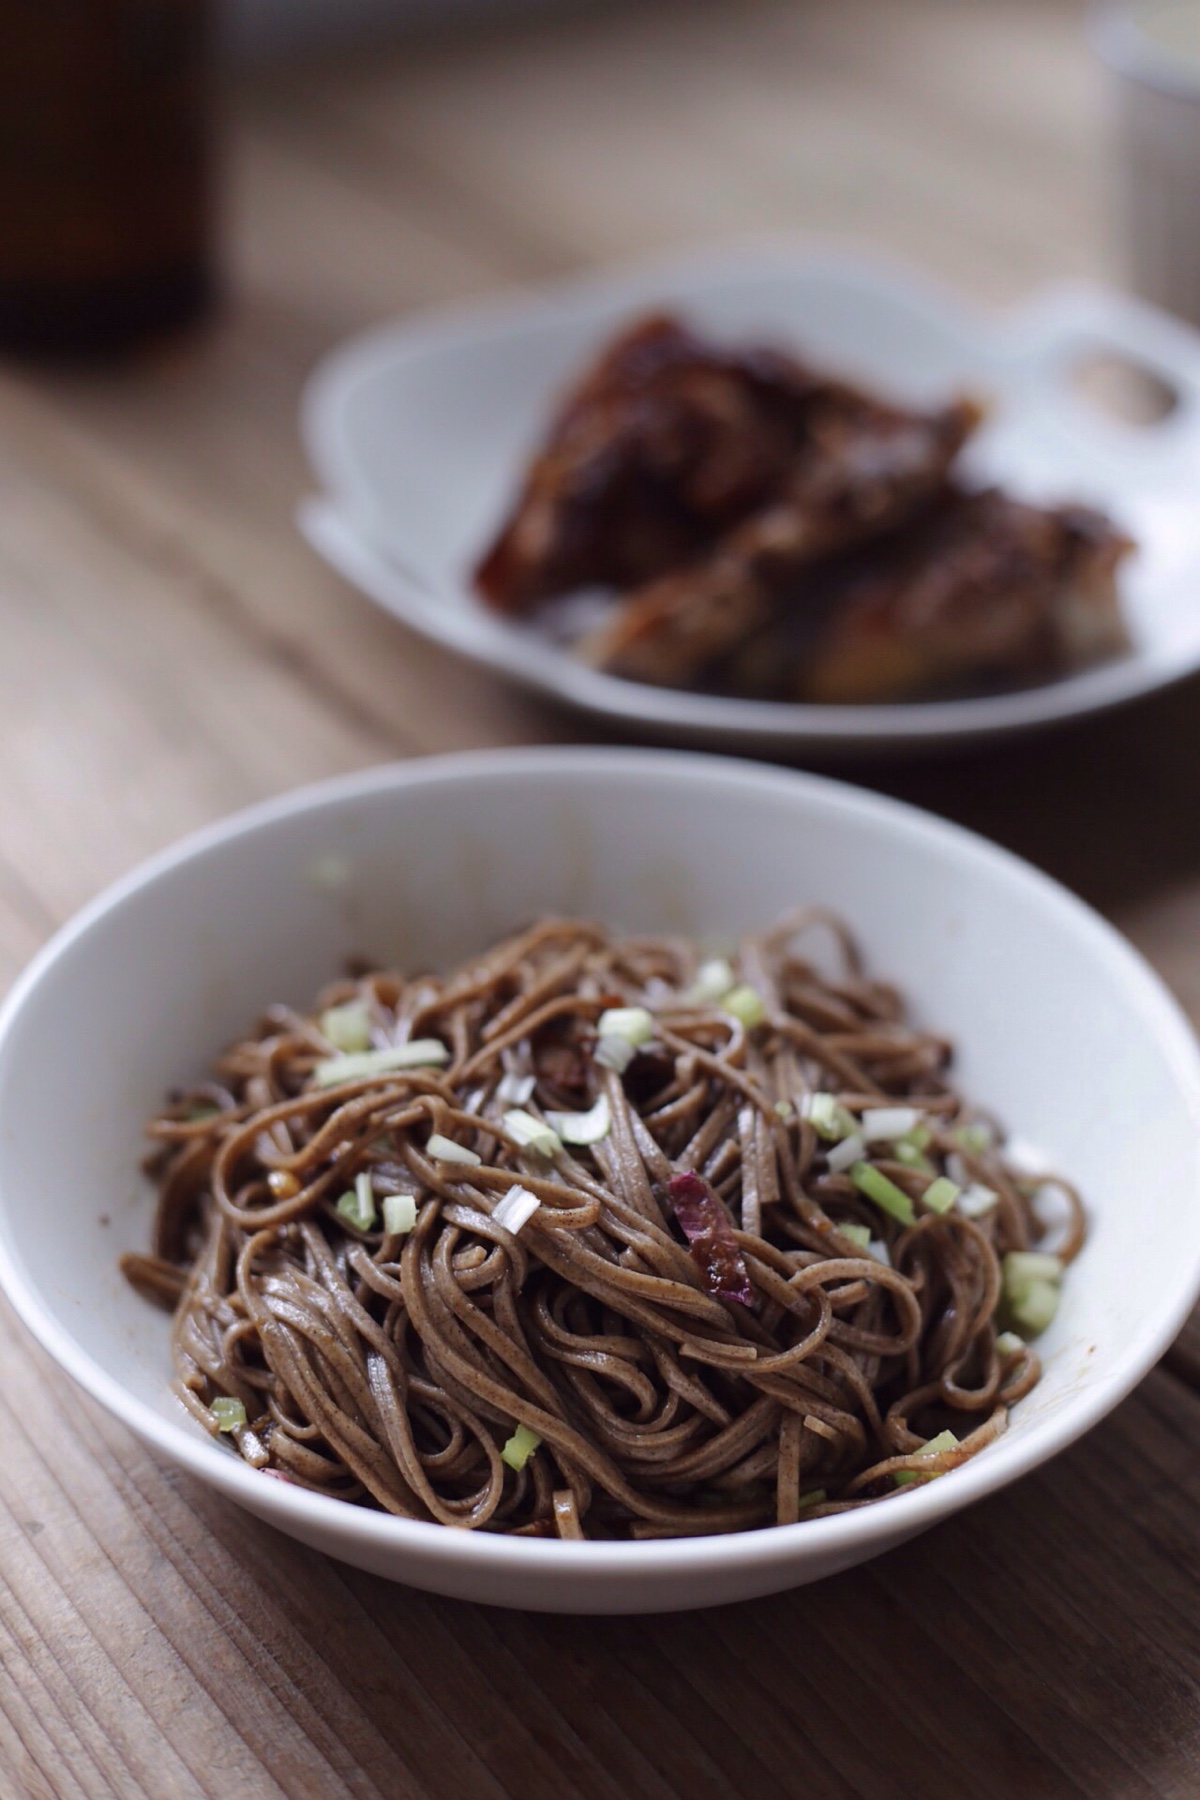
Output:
[{"left": 122, "top": 914, "right": 1084, "bottom": 1540}]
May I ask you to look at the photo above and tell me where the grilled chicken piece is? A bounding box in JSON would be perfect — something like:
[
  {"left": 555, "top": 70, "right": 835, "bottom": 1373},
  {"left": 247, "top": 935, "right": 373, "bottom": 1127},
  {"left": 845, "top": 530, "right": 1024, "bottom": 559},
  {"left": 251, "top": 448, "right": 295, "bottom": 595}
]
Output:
[
  {"left": 474, "top": 312, "right": 980, "bottom": 618},
  {"left": 721, "top": 488, "right": 1133, "bottom": 705},
  {"left": 579, "top": 399, "right": 979, "bottom": 687}
]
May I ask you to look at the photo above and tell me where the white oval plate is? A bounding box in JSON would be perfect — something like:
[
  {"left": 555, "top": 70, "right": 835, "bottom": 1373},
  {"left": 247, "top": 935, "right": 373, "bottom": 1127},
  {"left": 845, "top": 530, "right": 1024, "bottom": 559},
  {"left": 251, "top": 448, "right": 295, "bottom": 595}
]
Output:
[{"left": 300, "top": 242, "right": 1200, "bottom": 754}]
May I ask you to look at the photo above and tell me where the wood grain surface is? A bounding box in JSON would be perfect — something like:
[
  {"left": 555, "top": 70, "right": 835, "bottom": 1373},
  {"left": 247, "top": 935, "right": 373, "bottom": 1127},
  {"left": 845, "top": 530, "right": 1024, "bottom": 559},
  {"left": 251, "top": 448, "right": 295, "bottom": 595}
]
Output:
[{"left": 3, "top": 2, "right": 1198, "bottom": 1794}]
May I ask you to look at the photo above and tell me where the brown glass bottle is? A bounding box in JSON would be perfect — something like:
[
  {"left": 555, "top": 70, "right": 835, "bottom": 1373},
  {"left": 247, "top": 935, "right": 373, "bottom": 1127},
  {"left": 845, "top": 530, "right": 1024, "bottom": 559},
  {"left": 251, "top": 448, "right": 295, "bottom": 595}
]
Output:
[{"left": 0, "top": 0, "right": 215, "bottom": 356}]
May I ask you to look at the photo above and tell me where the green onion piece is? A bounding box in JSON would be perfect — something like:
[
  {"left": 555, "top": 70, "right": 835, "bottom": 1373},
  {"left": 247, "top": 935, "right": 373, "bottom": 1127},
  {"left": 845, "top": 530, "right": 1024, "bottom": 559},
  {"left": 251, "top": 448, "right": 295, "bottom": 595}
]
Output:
[
  {"left": 313, "top": 1040, "right": 449, "bottom": 1087},
  {"left": 683, "top": 958, "right": 735, "bottom": 1005},
  {"left": 492, "top": 1185, "right": 540, "bottom": 1235},
  {"left": 426, "top": 1132, "right": 481, "bottom": 1166},
  {"left": 895, "top": 1428, "right": 958, "bottom": 1486},
  {"left": 922, "top": 1176, "right": 960, "bottom": 1215},
  {"left": 502, "top": 1109, "right": 562, "bottom": 1157},
  {"left": 1010, "top": 1278, "right": 1060, "bottom": 1337},
  {"left": 319, "top": 1000, "right": 371, "bottom": 1054},
  {"left": 593, "top": 1033, "right": 635, "bottom": 1073},
  {"left": 958, "top": 1182, "right": 1000, "bottom": 1219},
  {"left": 186, "top": 1102, "right": 219, "bottom": 1122},
  {"left": 851, "top": 1161, "right": 916, "bottom": 1227},
  {"left": 901, "top": 1121, "right": 932, "bottom": 1151},
  {"left": 801, "top": 1092, "right": 856, "bottom": 1141},
  {"left": 500, "top": 1423, "right": 541, "bottom": 1472},
  {"left": 1002, "top": 1251, "right": 1063, "bottom": 1338},
  {"left": 796, "top": 1488, "right": 827, "bottom": 1511},
  {"left": 837, "top": 1221, "right": 872, "bottom": 1248},
  {"left": 355, "top": 1170, "right": 376, "bottom": 1223},
  {"left": 495, "top": 1070, "right": 536, "bottom": 1106},
  {"left": 544, "top": 1093, "right": 611, "bottom": 1145},
  {"left": 861, "top": 1106, "right": 923, "bottom": 1143},
  {"left": 723, "top": 984, "right": 765, "bottom": 1028},
  {"left": 995, "top": 1330, "right": 1026, "bottom": 1358},
  {"left": 596, "top": 1006, "right": 654, "bottom": 1047},
  {"left": 1003, "top": 1250, "right": 1063, "bottom": 1290},
  {"left": 895, "top": 1142, "right": 935, "bottom": 1173},
  {"left": 336, "top": 1172, "right": 377, "bottom": 1232},
  {"left": 211, "top": 1397, "right": 247, "bottom": 1433},
  {"left": 827, "top": 1131, "right": 866, "bottom": 1174},
  {"left": 383, "top": 1193, "right": 417, "bottom": 1236},
  {"left": 955, "top": 1122, "right": 992, "bottom": 1154},
  {"left": 802, "top": 1092, "right": 836, "bottom": 1132}
]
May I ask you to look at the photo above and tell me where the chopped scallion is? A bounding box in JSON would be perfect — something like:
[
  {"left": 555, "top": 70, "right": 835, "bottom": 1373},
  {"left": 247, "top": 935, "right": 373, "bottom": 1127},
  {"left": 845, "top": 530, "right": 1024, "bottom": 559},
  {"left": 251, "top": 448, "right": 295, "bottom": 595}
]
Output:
[
  {"left": 1003, "top": 1250, "right": 1063, "bottom": 1288},
  {"left": 723, "top": 984, "right": 765, "bottom": 1028},
  {"left": 895, "top": 1429, "right": 958, "bottom": 1485},
  {"left": 500, "top": 1423, "right": 541, "bottom": 1471},
  {"left": 502, "top": 1109, "right": 562, "bottom": 1157},
  {"left": 995, "top": 1330, "right": 1026, "bottom": 1358},
  {"left": 426, "top": 1133, "right": 481, "bottom": 1167},
  {"left": 596, "top": 1006, "right": 654, "bottom": 1047},
  {"left": 319, "top": 1000, "right": 371, "bottom": 1054},
  {"left": 861, "top": 1106, "right": 923, "bottom": 1143},
  {"left": 801, "top": 1092, "right": 856, "bottom": 1141},
  {"left": 544, "top": 1093, "right": 611, "bottom": 1146},
  {"left": 211, "top": 1397, "right": 246, "bottom": 1433},
  {"left": 957, "top": 1183, "right": 1000, "bottom": 1219},
  {"left": 492, "top": 1185, "right": 541, "bottom": 1235},
  {"left": 382, "top": 1192, "right": 417, "bottom": 1236},
  {"left": 837, "top": 1221, "right": 872, "bottom": 1249},
  {"left": 1002, "top": 1251, "right": 1063, "bottom": 1338},
  {"left": 683, "top": 958, "right": 735, "bottom": 1005},
  {"left": 313, "top": 1040, "right": 449, "bottom": 1087},
  {"left": 945, "top": 1151, "right": 969, "bottom": 1188},
  {"left": 894, "top": 1142, "right": 935, "bottom": 1173},
  {"left": 796, "top": 1488, "right": 827, "bottom": 1511},
  {"left": 495, "top": 1070, "right": 536, "bottom": 1106},
  {"left": 922, "top": 1176, "right": 960, "bottom": 1215},
  {"left": 593, "top": 1033, "right": 636, "bottom": 1073},
  {"left": 336, "top": 1171, "right": 376, "bottom": 1232},
  {"left": 851, "top": 1162, "right": 916, "bottom": 1227},
  {"left": 827, "top": 1131, "right": 866, "bottom": 1175},
  {"left": 1010, "top": 1277, "right": 1060, "bottom": 1336}
]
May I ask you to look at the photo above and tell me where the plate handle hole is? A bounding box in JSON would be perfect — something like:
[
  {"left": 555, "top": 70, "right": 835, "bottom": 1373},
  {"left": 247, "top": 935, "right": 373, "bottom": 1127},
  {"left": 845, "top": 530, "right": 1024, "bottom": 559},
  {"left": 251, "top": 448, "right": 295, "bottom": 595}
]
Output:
[{"left": 1070, "top": 349, "right": 1180, "bottom": 426}]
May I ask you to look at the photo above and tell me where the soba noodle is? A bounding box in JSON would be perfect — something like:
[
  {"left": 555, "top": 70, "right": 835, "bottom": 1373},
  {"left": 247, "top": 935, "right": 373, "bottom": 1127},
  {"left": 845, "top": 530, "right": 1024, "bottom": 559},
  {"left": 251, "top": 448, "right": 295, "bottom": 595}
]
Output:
[{"left": 122, "top": 914, "right": 1083, "bottom": 1539}]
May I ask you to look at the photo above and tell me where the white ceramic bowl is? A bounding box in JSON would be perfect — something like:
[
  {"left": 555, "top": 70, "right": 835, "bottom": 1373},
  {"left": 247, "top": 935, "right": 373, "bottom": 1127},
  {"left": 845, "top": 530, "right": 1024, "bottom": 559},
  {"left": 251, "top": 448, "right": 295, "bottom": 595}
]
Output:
[{"left": 0, "top": 748, "right": 1197, "bottom": 1613}]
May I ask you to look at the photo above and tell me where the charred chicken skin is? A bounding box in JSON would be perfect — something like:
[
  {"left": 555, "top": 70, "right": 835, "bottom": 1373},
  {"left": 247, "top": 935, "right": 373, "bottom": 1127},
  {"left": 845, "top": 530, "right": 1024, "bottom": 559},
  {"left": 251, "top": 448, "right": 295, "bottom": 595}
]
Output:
[{"left": 472, "top": 312, "right": 1131, "bottom": 703}]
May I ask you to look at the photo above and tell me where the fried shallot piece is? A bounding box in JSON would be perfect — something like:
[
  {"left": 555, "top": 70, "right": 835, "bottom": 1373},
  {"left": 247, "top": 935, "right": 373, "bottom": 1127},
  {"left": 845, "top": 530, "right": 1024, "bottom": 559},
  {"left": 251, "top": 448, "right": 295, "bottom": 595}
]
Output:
[
  {"left": 718, "top": 487, "right": 1133, "bottom": 704},
  {"left": 474, "top": 312, "right": 981, "bottom": 619}
]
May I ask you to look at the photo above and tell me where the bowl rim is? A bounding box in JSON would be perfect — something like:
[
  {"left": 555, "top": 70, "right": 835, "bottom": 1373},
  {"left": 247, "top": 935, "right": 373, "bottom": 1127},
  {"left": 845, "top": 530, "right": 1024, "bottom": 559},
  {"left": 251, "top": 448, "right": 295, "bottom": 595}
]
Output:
[{"left": 1, "top": 744, "right": 1198, "bottom": 1583}]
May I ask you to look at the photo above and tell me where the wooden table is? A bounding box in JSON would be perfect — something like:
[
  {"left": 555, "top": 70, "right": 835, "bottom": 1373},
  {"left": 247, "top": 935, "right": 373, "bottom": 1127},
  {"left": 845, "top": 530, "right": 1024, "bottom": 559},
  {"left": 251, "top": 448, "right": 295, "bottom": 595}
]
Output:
[{"left": 3, "top": 2, "right": 1199, "bottom": 1793}]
